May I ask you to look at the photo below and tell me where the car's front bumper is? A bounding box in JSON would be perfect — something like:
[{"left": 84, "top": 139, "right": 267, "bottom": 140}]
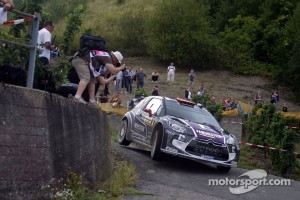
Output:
[{"left": 161, "top": 137, "right": 239, "bottom": 167}]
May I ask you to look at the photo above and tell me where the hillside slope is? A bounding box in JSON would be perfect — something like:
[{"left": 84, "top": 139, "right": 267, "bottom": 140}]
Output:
[{"left": 104, "top": 57, "right": 300, "bottom": 112}]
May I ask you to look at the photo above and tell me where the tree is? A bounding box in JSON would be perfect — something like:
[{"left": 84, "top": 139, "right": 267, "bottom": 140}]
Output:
[
  {"left": 118, "top": 10, "right": 147, "bottom": 56},
  {"left": 61, "top": 4, "right": 86, "bottom": 54},
  {"left": 219, "top": 15, "right": 260, "bottom": 68},
  {"left": 145, "top": 0, "right": 217, "bottom": 68}
]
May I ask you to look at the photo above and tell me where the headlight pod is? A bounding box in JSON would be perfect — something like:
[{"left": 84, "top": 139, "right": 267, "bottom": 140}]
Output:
[
  {"left": 170, "top": 123, "right": 187, "bottom": 134},
  {"left": 226, "top": 137, "right": 235, "bottom": 145}
]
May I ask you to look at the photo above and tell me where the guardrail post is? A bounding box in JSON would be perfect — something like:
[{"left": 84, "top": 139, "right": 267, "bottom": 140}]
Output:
[{"left": 26, "top": 12, "right": 40, "bottom": 88}]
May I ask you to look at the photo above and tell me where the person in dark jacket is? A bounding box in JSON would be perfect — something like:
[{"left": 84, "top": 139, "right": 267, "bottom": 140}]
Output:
[
  {"left": 151, "top": 85, "right": 159, "bottom": 96},
  {"left": 136, "top": 67, "right": 147, "bottom": 89}
]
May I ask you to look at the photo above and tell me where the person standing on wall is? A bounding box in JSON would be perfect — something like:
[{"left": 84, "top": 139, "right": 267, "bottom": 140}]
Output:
[
  {"left": 70, "top": 48, "right": 125, "bottom": 106},
  {"left": 167, "top": 62, "right": 175, "bottom": 82},
  {"left": 37, "top": 21, "right": 55, "bottom": 66}
]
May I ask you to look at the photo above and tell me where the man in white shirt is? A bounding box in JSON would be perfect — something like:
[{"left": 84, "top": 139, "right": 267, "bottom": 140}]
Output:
[
  {"left": 167, "top": 62, "right": 176, "bottom": 82},
  {"left": 37, "top": 21, "right": 54, "bottom": 66}
]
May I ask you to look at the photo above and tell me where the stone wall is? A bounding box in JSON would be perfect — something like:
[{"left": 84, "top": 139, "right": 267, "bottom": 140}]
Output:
[{"left": 0, "top": 84, "right": 112, "bottom": 199}]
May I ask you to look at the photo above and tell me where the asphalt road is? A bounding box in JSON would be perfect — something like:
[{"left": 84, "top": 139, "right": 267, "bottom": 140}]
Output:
[{"left": 112, "top": 143, "right": 300, "bottom": 200}]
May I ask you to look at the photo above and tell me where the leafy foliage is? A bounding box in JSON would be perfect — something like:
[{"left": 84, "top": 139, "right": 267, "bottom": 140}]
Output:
[
  {"left": 246, "top": 104, "right": 297, "bottom": 176},
  {"left": 134, "top": 87, "right": 149, "bottom": 98},
  {"left": 192, "top": 93, "right": 223, "bottom": 122},
  {"left": 118, "top": 10, "right": 147, "bottom": 56},
  {"left": 61, "top": 4, "right": 86, "bottom": 54},
  {"left": 145, "top": 0, "right": 217, "bottom": 68}
]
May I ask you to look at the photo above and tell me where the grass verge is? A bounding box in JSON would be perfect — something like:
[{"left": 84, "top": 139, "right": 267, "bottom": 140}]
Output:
[{"left": 239, "top": 145, "right": 300, "bottom": 181}]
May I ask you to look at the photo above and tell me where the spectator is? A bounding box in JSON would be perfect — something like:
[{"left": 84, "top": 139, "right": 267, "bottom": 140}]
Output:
[
  {"left": 184, "top": 86, "right": 192, "bottom": 100},
  {"left": 220, "top": 96, "right": 227, "bottom": 111},
  {"left": 132, "top": 69, "right": 138, "bottom": 82},
  {"left": 151, "top": 85, "right": 159, "bottom": 96},
  {"left": 197, "top": 81, "right": 205, "bottom": 96},
  {"left": 167, "top": 62, "right": 176, "bottom": 82},
  {"left": 188, "top": 69, "right": 196, "bottom": 87},
  {"left": 211, "top": 96, "right": 217, "bottom": 106},
  {"left": 50, "top": 45, "right": 60, "bottom": 58},
  {"left": 122, "top": 68, "right": 131, "bottom": 94},
  {"left": 229, "top": 99, "right": 237, "bottom": 110},
  {"left": 224, "top": 97, "right": 232, "bottom": 111},
  {"left": 127, "top": 67, "right": 135, "bottom": 94},
  {"left": 0, "top": 0, "right": 14, "bottom": 11},
  {"left": 121, "top": 69, "right": 127, "bottom": 93},
  {"left": 136, "top": 67, "right": 146, "bottom": 89},
  {"left": 270, "top": 91, "right": 279, "bottom": 104},
  {"left": 110, "top": 92, "right": 122, "bottom": 107},
  {"left": 70, "top": 48, "right": 125, "bottom": 106},
  {"left": 151, "top": 70, "right": 159, "bottom": 82},
  {"left": 37, "top": 21, "right": 55, "bottom": 67},
  {"left": 254, "top": 90, "right": 262, "bottom": 104},
  {"left": 69, "top": 47, "right": 98, "bottom": 106},
  {"left": 282, "top": 102, "right": 288, "bottom": 112},
  {"left": 90, "top": 50, "right": 125, "bottom": 85},
  {"left": 114, "top": 71, "right": 123, "bottom": 94}
]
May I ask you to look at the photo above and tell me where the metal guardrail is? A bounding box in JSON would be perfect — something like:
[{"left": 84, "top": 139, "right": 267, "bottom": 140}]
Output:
[{"left": 0, "top": 8, "right": 40, "bottom": 88}]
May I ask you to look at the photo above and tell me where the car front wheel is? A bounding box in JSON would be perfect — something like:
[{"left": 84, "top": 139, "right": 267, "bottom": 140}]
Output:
[
  {"left": 118, "top": 120, "right": 131, "bottom": 146},
  {"left": 151, "top": 129, "right": 163, "bottom": 160}
]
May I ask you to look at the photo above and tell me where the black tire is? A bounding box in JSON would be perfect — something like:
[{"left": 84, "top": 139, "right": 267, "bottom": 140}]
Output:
[
  {"left": 118, "top": 120, "right": 131, "bottom": 146},
  {"left": 217, "top": 166, "right": 231, "bottom": 173},
  {"left": 151, "top": 129, "right": 163, "bottom": 160}
]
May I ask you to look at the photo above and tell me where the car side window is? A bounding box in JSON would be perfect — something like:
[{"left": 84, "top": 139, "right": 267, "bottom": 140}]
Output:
[{"left": 145, "top": 98, "right": 161, "bottom": 116}]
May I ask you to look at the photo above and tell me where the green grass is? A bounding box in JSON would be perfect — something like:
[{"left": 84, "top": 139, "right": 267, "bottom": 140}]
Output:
[
  {"left": 89, "top": 160, "right": 141, "bottom": 199},
  {"left": 238, "top": 145, "right": 263, "bottom": 170}
]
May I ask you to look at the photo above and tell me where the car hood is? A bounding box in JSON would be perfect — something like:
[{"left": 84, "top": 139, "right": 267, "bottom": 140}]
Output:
[
  {"left": 167, "top": 116, "right": 225, "bottom": 144},
  {"left": 186, "top": 120, "right": 224, "bottom": 143}
]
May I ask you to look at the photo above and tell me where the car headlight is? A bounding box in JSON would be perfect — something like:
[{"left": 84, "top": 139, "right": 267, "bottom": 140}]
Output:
[
  {"left": 170, "top": 123, "right": 187, "bottom": 134},
  {"left": 226, "top": 136, "right": 236, "bottom": 145}
]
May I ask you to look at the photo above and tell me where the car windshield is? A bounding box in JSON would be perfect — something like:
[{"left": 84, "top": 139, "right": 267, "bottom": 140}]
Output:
[{"left": 165, "top": 100, "right": 221, "bottom": 128}]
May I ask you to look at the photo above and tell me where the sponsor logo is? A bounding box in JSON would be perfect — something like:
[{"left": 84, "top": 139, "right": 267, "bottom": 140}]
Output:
[
  {"left": 196, "top": 130, "right": 223, "bottom": 139},
  {"left": 196, "top": 144, "right": 224, "bottom": 155}
]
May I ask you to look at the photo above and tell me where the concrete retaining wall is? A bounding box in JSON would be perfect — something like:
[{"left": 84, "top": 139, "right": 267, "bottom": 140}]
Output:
[{"left": 0, "top": 84, "right": 112, "bottom": 199}]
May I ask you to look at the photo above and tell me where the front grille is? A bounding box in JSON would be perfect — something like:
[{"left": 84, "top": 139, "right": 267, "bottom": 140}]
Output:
[{"left": 185, "top": 140, "right": 228, "bottom": 161}]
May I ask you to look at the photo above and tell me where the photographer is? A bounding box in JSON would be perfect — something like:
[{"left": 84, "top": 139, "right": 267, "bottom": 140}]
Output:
[{"left": 70, "top": 48, "right": 125, "bottom": 106}]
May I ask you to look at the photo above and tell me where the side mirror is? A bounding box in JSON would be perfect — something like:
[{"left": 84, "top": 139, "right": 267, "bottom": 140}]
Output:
[{"left": 144, "top": 108, "right": 152, "bottom": 117}]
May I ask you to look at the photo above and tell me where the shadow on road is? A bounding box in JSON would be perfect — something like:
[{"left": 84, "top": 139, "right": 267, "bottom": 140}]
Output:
[{"left": 117, "top": 144, "right": 232, "bottom": 176}]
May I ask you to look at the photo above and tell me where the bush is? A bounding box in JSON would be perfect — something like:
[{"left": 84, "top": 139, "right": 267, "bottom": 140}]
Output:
[
  {"left": 135, "top": 87, "right": 149, "bottom": 97},
  {"left": 192, "top": 93, "right": 223, "bottom": 122},
  {"left": 246, "top": 103, "right": 297, "bottom": 176}
]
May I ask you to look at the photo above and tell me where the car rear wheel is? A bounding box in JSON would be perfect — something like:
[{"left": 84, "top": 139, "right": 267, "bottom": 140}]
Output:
[
  {"left": 151, "top": 129, "right": 163, "bottom": 160},
  {"left": 118, "top": 120, "right": 131, "bottom": 146},
  {"left": 217, "top": 166, "right": 231, "bottom": 173}
]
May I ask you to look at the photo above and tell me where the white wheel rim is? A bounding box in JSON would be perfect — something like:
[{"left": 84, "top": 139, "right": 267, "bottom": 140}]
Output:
[{"left": 120, "top": 123, "right": 126, "bottom": 138}]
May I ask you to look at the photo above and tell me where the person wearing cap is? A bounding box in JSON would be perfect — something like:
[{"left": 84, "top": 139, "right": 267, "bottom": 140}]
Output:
[
  {"left": 70, "top": 48, "right": 126, "bottom": 106},
  {"left": 90, "top": 50, "right": 126, "bottom": 85}
]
